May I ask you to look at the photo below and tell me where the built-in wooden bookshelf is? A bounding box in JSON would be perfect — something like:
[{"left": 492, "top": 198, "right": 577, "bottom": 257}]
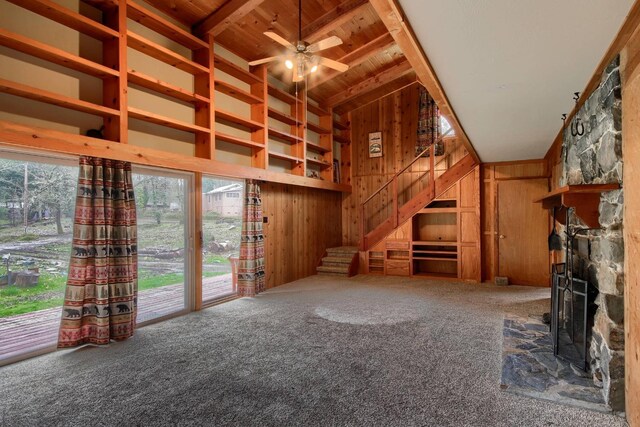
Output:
[{"left": 0, "top": 0, "right": 351, "bottom": 192}]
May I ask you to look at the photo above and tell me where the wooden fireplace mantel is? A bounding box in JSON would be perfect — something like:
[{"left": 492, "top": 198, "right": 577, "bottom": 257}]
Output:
[{"left": 534, "top": 184, "right": 620, "bottom": 228}]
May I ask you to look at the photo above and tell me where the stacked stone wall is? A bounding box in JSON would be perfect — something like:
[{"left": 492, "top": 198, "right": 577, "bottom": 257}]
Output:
[{"left": 560, "top": 56, "right": 624, "bottom": 410}]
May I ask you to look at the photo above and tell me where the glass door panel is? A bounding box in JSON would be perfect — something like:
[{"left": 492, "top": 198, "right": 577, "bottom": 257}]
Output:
[
  {"left": 132, "top": 167, "right": 192, "bottom": 323},
  {"left": 201, "top": 176, "right": 244, "bottom": 304}
]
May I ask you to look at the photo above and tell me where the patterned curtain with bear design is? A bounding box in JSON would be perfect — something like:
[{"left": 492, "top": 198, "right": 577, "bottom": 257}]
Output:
[
  {"left": 416, "top": 85, "right": 442, "bottom": 157},
  {"left": 58, "top": 157, "right": 137, "bottom": 348},
  {"left": 237, "top": 179, "right": 265, "bottom": 297}
]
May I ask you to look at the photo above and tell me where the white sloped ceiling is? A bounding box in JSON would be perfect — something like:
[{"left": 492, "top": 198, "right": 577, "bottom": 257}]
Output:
[{"left": 399, "top": 0, "right": 634, "bottom": 161}]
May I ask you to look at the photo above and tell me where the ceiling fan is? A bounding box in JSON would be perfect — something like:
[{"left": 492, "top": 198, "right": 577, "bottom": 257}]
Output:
[{"left": 248, "top": 0, "right": 349, "bottom": 82}]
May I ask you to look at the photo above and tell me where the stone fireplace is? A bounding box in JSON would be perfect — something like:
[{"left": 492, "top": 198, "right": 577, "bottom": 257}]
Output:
[{"left": 559, "top": 56, "right": 624, "bottom": 410}]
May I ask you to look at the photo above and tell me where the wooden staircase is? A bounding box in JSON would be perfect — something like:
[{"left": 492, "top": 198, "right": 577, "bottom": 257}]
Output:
[
  {"left": 317, "top": 247, "right": 359, "bottom": 277},
  {"left": 361, "top": 132, "right": 478, "bottom": 251}
]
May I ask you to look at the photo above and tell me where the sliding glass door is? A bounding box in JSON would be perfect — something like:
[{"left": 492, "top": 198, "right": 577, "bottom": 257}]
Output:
[
  {"left": 201, "top": 176, "right": 244, "bottom": 304},
  {"left": 132, "top": 167, "right": 193, "bottom": 323},
  {"left": 0, "top": 150, "right": 78, "bottom": 363}
]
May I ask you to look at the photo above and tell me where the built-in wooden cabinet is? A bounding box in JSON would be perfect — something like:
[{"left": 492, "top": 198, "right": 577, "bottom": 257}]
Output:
[
  {"left": 0, "top": 0, "right": 350, "bottom": 190},
  {"left": 365, "top": 166, "right": 481, "bottom": 282}
]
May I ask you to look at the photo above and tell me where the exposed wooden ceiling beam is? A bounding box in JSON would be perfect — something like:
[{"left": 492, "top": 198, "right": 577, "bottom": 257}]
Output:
[
  {"left": 308, "top": 32, "right": 395, "bottom": 89},
  {"left": 333, "top": 72, "right": 417, "bottom": 115},
  {"left": 369, "top": 0, "right": 480, "bottom": 162},
  {"left": 325, "top": 60, "right": 413, "bottom": 107},
  {"left": 302, "top": 0, "right": 369, "bottom": 43},
  {"left": 193, "top": 0, "right": 266, "bottom": 37}
]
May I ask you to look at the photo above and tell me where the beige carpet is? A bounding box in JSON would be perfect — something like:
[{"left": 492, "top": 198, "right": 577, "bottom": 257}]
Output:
[{"left": 0, "top": 274, "right": 626, "bottom": 426}]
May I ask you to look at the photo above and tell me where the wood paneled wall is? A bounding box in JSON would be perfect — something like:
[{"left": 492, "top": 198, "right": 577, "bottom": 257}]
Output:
[
  {"left": 481, "top": 160, "right": 550, "bottom": 283},
  {"left": 622, "top": 22, "right": 640, "bottom": 427},
  {"left": 262, "top": 182, "right": 342, "bottom": 288},
  {"left": 342, "top": 82, "right": 464, "bottom": 245}
]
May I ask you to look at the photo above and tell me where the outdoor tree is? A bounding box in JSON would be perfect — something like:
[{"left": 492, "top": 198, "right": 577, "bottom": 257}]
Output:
[
  {"left": 133, "top": 175, "right": 170, "bottom": 224},
  {"left": 28, "top": 164, "right": 76, "bottom": 234},
  {"left": 0, "top": 160, "right": 76, "bottom": 234}
]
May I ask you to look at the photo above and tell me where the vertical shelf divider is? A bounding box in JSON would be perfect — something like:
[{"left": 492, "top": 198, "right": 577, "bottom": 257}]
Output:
[
  {"left": 250, "top": 64, "right": 268, "bottom": 169},
  {"left": 193, "top": 34, "right": 215, "bottom": 160},
  {"left": 293, "top": 88, "right": 306, "bottom": 176},
  {"left": 102, "top": 2, "right": 127, "bottom": 143}
]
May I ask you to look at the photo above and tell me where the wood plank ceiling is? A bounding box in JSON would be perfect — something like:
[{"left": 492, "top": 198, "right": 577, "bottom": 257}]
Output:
[
  {"left": 144, "top": 0, "right": 413, "bottom": 113},
  {"left": 143, "top": 0, "right": 478, "bottom": 160}
]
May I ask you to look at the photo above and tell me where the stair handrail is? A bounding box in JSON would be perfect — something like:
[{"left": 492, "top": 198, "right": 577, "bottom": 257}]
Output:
[
  {"left": 361, "top": 128, "right": 453, "bottom": 206},
  {"left": 360, "top": 128, "right": 455, "bottom": 250}
]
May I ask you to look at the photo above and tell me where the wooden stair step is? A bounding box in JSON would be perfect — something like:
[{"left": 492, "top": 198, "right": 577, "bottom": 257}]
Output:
[
  {"left": 317, "top": 265, "right": 350, "bottom": 275},
  {"left": 322, "top": 256, "right": 353, "bottom": 264},
  {"left": 321, "top": 261, "right": 351, "bottom": 268},
  {"left": 326, "top": 246, "right": 358, "bottom": 255}
]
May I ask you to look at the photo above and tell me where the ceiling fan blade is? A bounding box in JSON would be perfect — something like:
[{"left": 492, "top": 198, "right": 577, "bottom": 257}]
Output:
[
  {"left": 318, "top": 57, "right": 349, "bottom": 73},
  {"left": 248, "top": 56, "right": 280, "bottom": 66},
  {"left": 307, "top": 36, "right": 343, "bottom": 53},
  {"left": 264, "top": 31, "right": 296, "bottom": 51}
]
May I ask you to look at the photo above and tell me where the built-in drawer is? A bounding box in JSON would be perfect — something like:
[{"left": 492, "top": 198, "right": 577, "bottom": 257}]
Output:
[
  {"left": 385, "top": 240, "right": 409, "bottom": 250},
  {"left": 385, "top": 260, "right": 410, "bottom": 276}
]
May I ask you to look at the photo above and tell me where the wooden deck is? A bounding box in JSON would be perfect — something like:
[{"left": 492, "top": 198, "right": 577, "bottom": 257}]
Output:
[{"left": 0, "top": 274, "right": 234, "bottom": 363}]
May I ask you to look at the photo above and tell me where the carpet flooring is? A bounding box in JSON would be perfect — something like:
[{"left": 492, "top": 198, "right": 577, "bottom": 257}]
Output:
[{"left": 0, "top": 275, "right": 627, "bottom": 426}]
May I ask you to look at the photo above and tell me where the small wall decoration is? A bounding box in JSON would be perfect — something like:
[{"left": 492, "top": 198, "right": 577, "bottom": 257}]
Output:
[{"left": 368, "top": 132, "right": 382, "bottom": 158}]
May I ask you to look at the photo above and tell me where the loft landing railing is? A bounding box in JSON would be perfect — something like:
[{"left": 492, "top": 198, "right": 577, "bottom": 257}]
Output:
[{"left": 360, "top": 129, "right": 468, "bottom": 249}]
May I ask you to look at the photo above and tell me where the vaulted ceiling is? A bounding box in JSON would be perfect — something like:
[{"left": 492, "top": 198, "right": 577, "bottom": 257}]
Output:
[
  {"left": 144, "top": 0, "right": 636, "bottom": 162},
  {"left": 145, "top": 0, "right": 415, "bottom": 115},
  {"left": 399, "top": 0, "right": 635, "bottom": 161}
]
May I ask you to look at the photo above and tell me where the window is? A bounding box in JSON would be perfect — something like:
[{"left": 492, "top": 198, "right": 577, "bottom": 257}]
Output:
[{"left": 440, "top": 116, "right": 453, "bottom": 135}]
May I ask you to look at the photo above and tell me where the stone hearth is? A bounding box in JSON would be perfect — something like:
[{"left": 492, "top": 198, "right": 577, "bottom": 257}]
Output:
[{"left": 501, "top": 314, "right": 608, "bottom": 412}]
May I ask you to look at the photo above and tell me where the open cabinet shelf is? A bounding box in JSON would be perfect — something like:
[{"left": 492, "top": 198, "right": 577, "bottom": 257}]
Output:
[
  {"left": 128, "top": 70, "right": 209, "bottom": 105},
  {"left": 126, "top": 1, "right": 208, "bottom": 50},
  {"left": 9, "top": 0, "right": 119, "bottom": 41},
  {"left": 215, "top": 132, "right": 264, "bottom": 149},
  {"left": 267, "top": 84, "right": 301, "bottom": 105},
  {"left": 268, "top": 108, "right": 301, "bottom": 126},
  {"left": 0, "top": 78, "right": 119, "bottom": 118},
  {"left": 0, "top": 29, "right": 118, "bottom": 79},
  {"left": 268, "top": 128, "right": 302, "bottom": 144},
  {"left": 216, "top": 109, "right": 264, "bottom": 131},
  {"left": 127, "top": 31, "right": 208, "bottom": 75},
  {"left": 214, "top": 80, "right": 262, "bottom": 104},
  {"left": 128, "top": 107, "right": 210, "bottom": 134},
  {"left": 217, "top": 56, "right": 263, "bottom": 84}
]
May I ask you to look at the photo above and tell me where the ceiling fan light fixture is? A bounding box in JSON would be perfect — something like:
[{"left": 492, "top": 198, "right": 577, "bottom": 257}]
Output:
[
  {"left": 296, "top": 59, "right": 305, "bottom": 79},
  {"left": 285, "top": 59, "right": 294, "bottom": 70}
]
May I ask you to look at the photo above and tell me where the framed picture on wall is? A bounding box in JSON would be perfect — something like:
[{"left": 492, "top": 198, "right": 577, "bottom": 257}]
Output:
[{"left": 368, "top": 132, "right": 382, "bottom": 158}]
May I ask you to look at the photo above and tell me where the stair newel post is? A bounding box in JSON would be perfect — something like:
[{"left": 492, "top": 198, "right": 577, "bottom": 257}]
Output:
[
  {"left": 392, "top": 176, "right": 398, "bottom": 228},
  {"left": 429, "top": 143, "right": 436, "bottom": 199}
]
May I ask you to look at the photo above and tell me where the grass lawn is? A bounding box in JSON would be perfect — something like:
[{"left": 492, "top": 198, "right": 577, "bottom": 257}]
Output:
[
  {"left": 0, "top": 271, "right": 226, "bottom": 318},
  {"left": 0, "top": 273, "right": 66, "bottom": 318}
]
